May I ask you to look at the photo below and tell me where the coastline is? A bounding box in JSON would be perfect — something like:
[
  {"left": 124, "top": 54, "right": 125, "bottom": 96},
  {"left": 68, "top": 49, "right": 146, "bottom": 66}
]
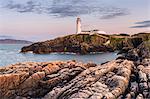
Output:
[
  {"left": 0, "top": 44, "right": 118, "bottom": 66},
  {"left": 0, "top": 0, "right": 149, "bottom": 98},
  {"left": 0, "top": 42, "right": 150, "bottom": 99}
]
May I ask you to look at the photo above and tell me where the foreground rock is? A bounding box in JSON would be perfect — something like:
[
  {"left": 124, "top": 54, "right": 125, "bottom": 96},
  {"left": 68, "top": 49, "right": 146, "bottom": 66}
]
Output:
[
  {"left": 0, "top": 59, "right": 135, "bottom": 99},
  {"left": 0, "top": 56, "right": 150, "bottom": 99},
  {"left": 117, "top": 41, "right": 150, "bottom": 99}
]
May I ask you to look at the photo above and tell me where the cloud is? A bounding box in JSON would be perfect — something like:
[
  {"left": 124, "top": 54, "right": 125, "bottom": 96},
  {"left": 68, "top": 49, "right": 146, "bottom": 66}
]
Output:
[
  {"left": 2, "top": 0, "right": 129, "bottom": 19},
  {"left": 101, "top": 10, "right": 129, "bottom": 19},
  {"left": 4, "top": 0, "right": 43, "bottom": 13},
  {"left": 130, "top": 20, "right": 150, "bottom": 28},
  {"left": 136, "top": 20, "right": 150, "bottom": 24}
]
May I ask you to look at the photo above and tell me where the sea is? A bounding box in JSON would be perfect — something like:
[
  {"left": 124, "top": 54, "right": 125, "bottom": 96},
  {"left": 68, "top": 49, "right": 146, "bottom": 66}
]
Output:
[{"left": 0, "top": 44, "right": 118, "bottom": 66}]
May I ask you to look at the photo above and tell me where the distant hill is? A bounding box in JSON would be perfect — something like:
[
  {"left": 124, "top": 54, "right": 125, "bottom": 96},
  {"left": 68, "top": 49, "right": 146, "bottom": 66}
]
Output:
[{"left": 0, "top": 39, "right": 33, "bottom": 44}]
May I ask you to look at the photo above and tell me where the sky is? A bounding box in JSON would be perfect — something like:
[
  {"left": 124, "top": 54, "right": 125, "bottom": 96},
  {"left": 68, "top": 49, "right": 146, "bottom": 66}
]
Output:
[{"left": 0, "top": 0, "right": 150, "bottom": 41}]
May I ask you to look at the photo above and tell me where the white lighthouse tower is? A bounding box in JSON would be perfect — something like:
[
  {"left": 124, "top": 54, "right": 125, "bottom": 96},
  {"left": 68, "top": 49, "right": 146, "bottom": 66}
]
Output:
[{"left": 76, "top": 17, "right": 81, "bottom": 34}]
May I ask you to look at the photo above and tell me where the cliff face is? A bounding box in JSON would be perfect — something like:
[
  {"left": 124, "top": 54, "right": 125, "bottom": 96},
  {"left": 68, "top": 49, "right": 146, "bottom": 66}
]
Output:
[
  {"left": 21, "top": 33, "right": 150, "bottom": 54},
  {"left": 132, "top": 33, "right": 150, "bottom": 41},
  {"left": 0, "top": 42, "right": 150, "bottom": 99},
  {"left": 118, "top": 41, "right": 150, "bottom": 61},
  {"left": 21, "top": 34, "right": 112, "bottom": 54}
]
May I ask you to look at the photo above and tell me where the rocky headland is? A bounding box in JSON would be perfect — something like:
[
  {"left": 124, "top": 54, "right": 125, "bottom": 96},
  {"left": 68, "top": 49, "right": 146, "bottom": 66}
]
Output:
[
  {"left": 21, "top": 33, "right": 150, "bottom": 54},
  {"left": 0, "top": 40, "right": 150, "bottom": 99}
]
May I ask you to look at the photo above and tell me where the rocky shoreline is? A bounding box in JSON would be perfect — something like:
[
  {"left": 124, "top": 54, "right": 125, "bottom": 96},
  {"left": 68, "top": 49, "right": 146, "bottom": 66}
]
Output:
[
  {"left": 21, "top": 33, "right": 150, "bottom": 54},
  {"left": 0, "top": 42, "right": 150, "bottom": 99}
]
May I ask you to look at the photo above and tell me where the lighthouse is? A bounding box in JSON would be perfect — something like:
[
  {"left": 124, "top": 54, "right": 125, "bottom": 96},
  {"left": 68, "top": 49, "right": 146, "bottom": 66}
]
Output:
[
  {"left": 76, "top": 17, "right": 81, "bottom": 34},
  {"left": 75, "top": 17, "right": 106, "bottom": 34}
]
